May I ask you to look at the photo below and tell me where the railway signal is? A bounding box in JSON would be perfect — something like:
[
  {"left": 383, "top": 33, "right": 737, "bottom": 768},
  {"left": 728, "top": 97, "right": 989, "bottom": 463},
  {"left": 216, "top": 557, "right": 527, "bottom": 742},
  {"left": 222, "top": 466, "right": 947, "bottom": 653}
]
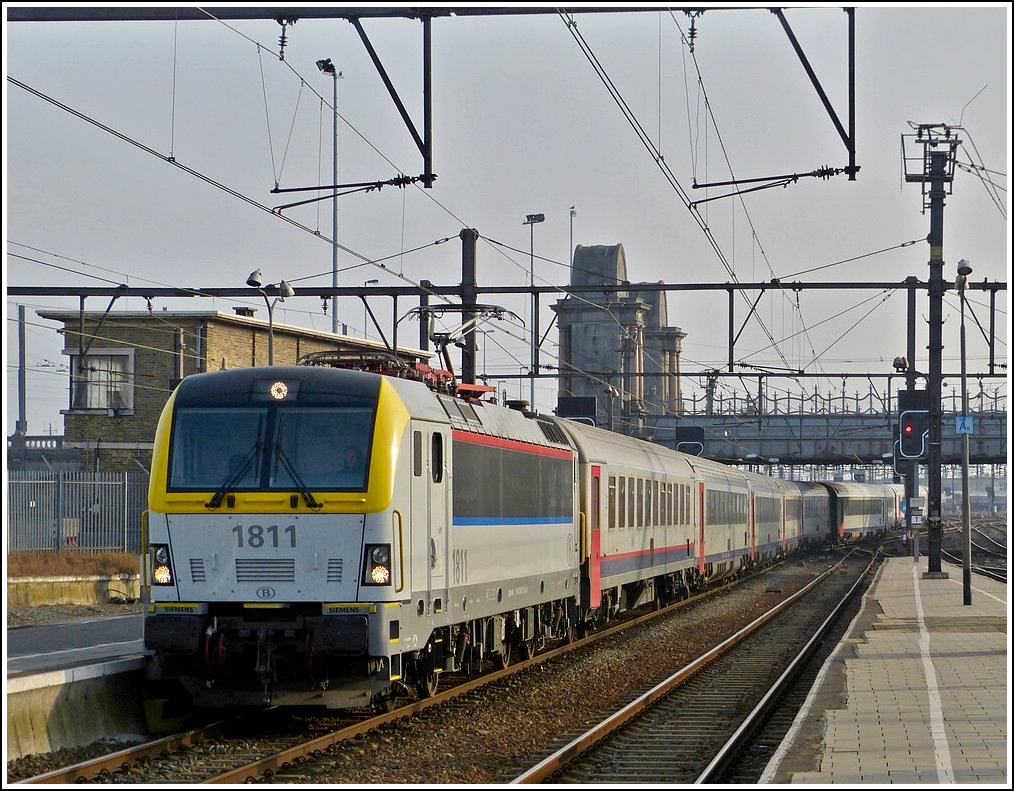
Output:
[{"left": 898, "top": 409, "right": 929, "bottom": 458}]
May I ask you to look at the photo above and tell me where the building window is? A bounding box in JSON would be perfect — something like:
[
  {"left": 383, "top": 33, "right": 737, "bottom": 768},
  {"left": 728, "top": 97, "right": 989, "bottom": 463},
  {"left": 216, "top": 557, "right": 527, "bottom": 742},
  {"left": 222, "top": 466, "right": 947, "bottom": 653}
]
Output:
[{"left": 67, "top": 349, "right": 134, "bottom": 412}]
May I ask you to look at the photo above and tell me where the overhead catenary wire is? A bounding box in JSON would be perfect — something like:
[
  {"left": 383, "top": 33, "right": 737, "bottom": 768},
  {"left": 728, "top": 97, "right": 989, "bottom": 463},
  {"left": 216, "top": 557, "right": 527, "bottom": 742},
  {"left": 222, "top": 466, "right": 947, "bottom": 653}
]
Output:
[
  {"left": 6, "top": 76, "right": 459, "bottom": 317},
  {"left": 667, "top": 9, "right": 822, "bottom": 377},
  {"left": 8, "top": 13, "right": 1005, "bottom": 425},
  {"left": 560, "top": 10, "right": 797, "bottom": 376},
  {"left": 1, "top": 25, "right": 893, "bottom": 389}
]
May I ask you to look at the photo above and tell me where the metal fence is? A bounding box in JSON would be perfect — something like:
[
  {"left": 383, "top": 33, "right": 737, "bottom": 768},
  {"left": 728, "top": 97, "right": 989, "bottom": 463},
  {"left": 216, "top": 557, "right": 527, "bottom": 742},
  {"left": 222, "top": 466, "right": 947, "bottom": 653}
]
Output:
[
  {"left": 7, "top": 471, "right": 148, "bottom": 554},
  {"left": 678, "top": 385, "right": 1006, "bottom": 417}
]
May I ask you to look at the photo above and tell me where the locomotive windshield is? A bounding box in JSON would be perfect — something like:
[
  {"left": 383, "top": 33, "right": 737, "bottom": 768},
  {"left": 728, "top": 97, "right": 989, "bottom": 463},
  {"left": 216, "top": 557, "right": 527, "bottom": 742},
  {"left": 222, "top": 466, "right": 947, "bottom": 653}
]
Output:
[
  {"left": 167, "top": 405, "right": 375, "bottom": 494},
  {"left": 168, "top": 407, "right": 375, "bottom": 494}
]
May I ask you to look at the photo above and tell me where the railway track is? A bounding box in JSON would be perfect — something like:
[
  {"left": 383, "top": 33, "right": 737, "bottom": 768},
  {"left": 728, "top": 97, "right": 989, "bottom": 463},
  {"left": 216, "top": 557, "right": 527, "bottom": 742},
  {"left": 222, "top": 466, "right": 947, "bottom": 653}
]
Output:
[
  {"left": 878, "top": 516, "right": 1007, "bottom": 581},
  {"left": 14, "top": 549, "right": 876, "bottom": 785},
  {"left": 509, "top": 551, "right": 874, "bottom": 783}
]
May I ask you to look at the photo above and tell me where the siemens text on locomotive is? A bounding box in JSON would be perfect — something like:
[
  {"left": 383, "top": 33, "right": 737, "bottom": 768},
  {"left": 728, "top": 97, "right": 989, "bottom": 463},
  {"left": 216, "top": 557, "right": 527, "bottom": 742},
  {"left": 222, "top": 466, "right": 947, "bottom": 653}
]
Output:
[{"left": 142, "top": 358, "right": 903, "bottom": 711}]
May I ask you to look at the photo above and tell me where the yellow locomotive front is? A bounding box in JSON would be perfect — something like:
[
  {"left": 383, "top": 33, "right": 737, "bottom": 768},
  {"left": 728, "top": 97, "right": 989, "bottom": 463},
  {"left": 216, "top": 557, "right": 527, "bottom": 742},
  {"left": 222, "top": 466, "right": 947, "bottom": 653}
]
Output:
[{"left": 143, "top": 365, "right": 413, "bottom": 710}]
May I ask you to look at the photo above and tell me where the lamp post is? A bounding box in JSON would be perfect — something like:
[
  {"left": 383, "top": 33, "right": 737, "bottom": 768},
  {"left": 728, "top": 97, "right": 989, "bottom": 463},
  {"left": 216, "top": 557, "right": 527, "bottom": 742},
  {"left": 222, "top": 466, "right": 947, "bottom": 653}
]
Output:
[
  {"left": 316, "top": 57, "right": 340, "bottom": 334},
  {"left": 605, "top": 383, "right": 619, "bottom": 432},
  {"left": 363, "top": 279, "right": 379, "bottom": 339},
  {"left": 569, "top": 205, "right": 576, "bottom": 267},
  {"left": 956, "top": 259, "right": 973, "bottom": 605},
  {"left": 523, "top": 212, "right": 545, "bottom": 408},
  {"left": 480, "top": 328, "right": 495, "bottom": 380},
  {"left": 246, "top": 269, "right": 295, "bottom": 366}
]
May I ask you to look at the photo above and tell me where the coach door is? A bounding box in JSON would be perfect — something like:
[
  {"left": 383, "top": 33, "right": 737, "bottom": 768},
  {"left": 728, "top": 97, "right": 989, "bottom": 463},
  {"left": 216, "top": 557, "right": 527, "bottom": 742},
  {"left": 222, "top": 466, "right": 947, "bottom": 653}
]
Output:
[
  {"left": 698, "top": 482, "right": 707, "bottom": 574},
  {"left": 586, "top": 466, "right": 602, "bottom": 608},
  {"left": 411, "top": 426, "right": 447, "bottom": 595},
  {"left": 427, "top": 429, "right": 447, "bottom": 592},
  {"left": 748, "top": 491, "right": 757, "bottom": 562},
  {"left": 780, "top": 495, "right": 788, "bottom": 552}
]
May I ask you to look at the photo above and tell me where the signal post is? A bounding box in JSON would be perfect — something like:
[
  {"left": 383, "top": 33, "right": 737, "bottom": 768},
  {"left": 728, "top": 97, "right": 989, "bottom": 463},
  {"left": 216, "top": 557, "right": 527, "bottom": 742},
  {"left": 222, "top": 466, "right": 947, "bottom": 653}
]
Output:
[{"left": 903, "top": 123, "right": 961, "bottom": 580}]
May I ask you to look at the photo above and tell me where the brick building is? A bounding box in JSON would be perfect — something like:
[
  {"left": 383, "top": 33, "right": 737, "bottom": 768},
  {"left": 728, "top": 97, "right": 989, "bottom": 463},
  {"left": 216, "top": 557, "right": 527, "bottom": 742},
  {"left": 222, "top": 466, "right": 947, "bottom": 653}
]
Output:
[{"left": 32, "top": 308, "right": 430, "bottom": 473}]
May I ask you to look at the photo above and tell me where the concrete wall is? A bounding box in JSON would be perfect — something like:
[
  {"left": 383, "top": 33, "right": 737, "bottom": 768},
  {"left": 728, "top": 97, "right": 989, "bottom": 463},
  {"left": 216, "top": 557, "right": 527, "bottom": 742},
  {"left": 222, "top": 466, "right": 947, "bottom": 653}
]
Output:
[
  {"left": 7, "top": 661, "right": 147, "bottom": 760},
  {"left": 7, "top": 575, "right": 148, "bottom": 762},
  {"left": 7, "top": 574, "right": 141, "bottom": 606}
]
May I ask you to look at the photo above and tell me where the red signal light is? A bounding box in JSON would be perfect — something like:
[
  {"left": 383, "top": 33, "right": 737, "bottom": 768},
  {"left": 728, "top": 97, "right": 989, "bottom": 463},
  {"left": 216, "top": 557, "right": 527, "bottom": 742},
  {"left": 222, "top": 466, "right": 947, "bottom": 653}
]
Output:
[{"left": 898, "top": 409, "right": 928, "bottom": 458}]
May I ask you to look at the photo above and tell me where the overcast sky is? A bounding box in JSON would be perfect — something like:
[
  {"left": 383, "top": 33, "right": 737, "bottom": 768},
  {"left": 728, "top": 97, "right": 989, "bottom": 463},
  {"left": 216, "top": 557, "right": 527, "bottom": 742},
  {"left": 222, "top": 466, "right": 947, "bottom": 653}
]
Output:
[{"left": 4, "top": 3, "right": 1010, "bottom": 437}]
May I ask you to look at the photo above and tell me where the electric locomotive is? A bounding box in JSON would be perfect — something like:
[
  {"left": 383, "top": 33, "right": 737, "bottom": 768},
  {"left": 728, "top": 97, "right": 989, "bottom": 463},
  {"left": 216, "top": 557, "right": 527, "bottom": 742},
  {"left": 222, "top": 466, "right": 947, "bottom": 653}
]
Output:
[{"left": 143, "top": 363, "right": 579, "bottom": 710}]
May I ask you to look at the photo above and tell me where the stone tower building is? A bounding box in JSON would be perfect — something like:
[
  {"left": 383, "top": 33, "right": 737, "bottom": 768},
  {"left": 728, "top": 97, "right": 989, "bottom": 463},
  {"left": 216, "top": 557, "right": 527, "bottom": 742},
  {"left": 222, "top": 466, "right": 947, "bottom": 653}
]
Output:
[{"left": 553, "top": 244, "right": 686, "bottom": 437}]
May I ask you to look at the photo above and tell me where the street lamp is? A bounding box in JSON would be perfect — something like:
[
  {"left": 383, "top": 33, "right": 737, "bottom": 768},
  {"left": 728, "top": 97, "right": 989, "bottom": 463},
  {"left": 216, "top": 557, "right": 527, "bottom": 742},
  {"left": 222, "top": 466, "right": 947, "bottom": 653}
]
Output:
[
  {"left": 316, "top": 57, "right": 340, "bottom": 334},
  {"left": 363, "top": 279, "right": 379, "bottom": 339},
  {"left": 523, "top": 212, "right": 545, "bottom": 408},
  {"left": 605, "top": 383, "right": 619, "bottom": 432},
  {"left": 956, "top": 259, "right": 973, "bottom": 605},
  {"left": 480, "top": 328, "right": 495, "bottom": 380},
  {"left": 569, "top": 205, "right": 577, "bottom": 267},
  {"left": 246, "top": 269, "right": 295, "bottom": 366}
]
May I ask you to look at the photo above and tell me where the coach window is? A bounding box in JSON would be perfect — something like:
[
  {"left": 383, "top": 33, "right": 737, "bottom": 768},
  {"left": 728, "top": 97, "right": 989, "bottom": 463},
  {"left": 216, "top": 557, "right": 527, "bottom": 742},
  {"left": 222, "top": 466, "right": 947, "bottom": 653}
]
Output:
[
  {"left": 413, "top": 431, "right": 423, "bottom": 477},
  {"left": 608, "top": 476, "right": 617, "bottom": 529},
  {"left": 628, "top": 477, "right": 635, "bottom": 528},
  {"left": 618, "top": 476, "right": 626, "bottom": 528},
  {"left": 637, "top": 479, "right": 644, "bottom": 527},
  {"left": 431, "top": 433, "right": 443, "bottom": 483}
]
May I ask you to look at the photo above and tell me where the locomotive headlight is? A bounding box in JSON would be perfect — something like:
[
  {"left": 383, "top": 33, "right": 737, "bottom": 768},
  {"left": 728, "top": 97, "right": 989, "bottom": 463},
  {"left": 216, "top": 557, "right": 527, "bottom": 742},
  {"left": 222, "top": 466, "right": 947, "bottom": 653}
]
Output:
[
  {"left": 151, "top": 543, "right": 175, "bottom": 586},
  {"left": 363, "top": 543, "right": 392, "bottom": 586}
]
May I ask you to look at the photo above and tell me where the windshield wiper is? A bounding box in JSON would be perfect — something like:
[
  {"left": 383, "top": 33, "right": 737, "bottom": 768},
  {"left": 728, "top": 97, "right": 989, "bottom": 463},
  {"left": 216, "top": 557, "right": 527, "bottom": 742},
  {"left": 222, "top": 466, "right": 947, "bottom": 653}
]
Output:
[
  {"left": 206, "top": 442, "right": 260, "bottom": 509},
  {"left": 273, "top": 443, "right": 322, "bottom": 510}
]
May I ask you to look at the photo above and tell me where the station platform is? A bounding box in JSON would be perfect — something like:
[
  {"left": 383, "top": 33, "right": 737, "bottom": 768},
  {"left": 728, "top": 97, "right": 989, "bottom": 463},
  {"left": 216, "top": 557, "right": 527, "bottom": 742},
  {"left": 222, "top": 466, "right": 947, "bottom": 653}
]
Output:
[{"left": 762, "top": 555, "right": 1009, "bottom": 785}]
